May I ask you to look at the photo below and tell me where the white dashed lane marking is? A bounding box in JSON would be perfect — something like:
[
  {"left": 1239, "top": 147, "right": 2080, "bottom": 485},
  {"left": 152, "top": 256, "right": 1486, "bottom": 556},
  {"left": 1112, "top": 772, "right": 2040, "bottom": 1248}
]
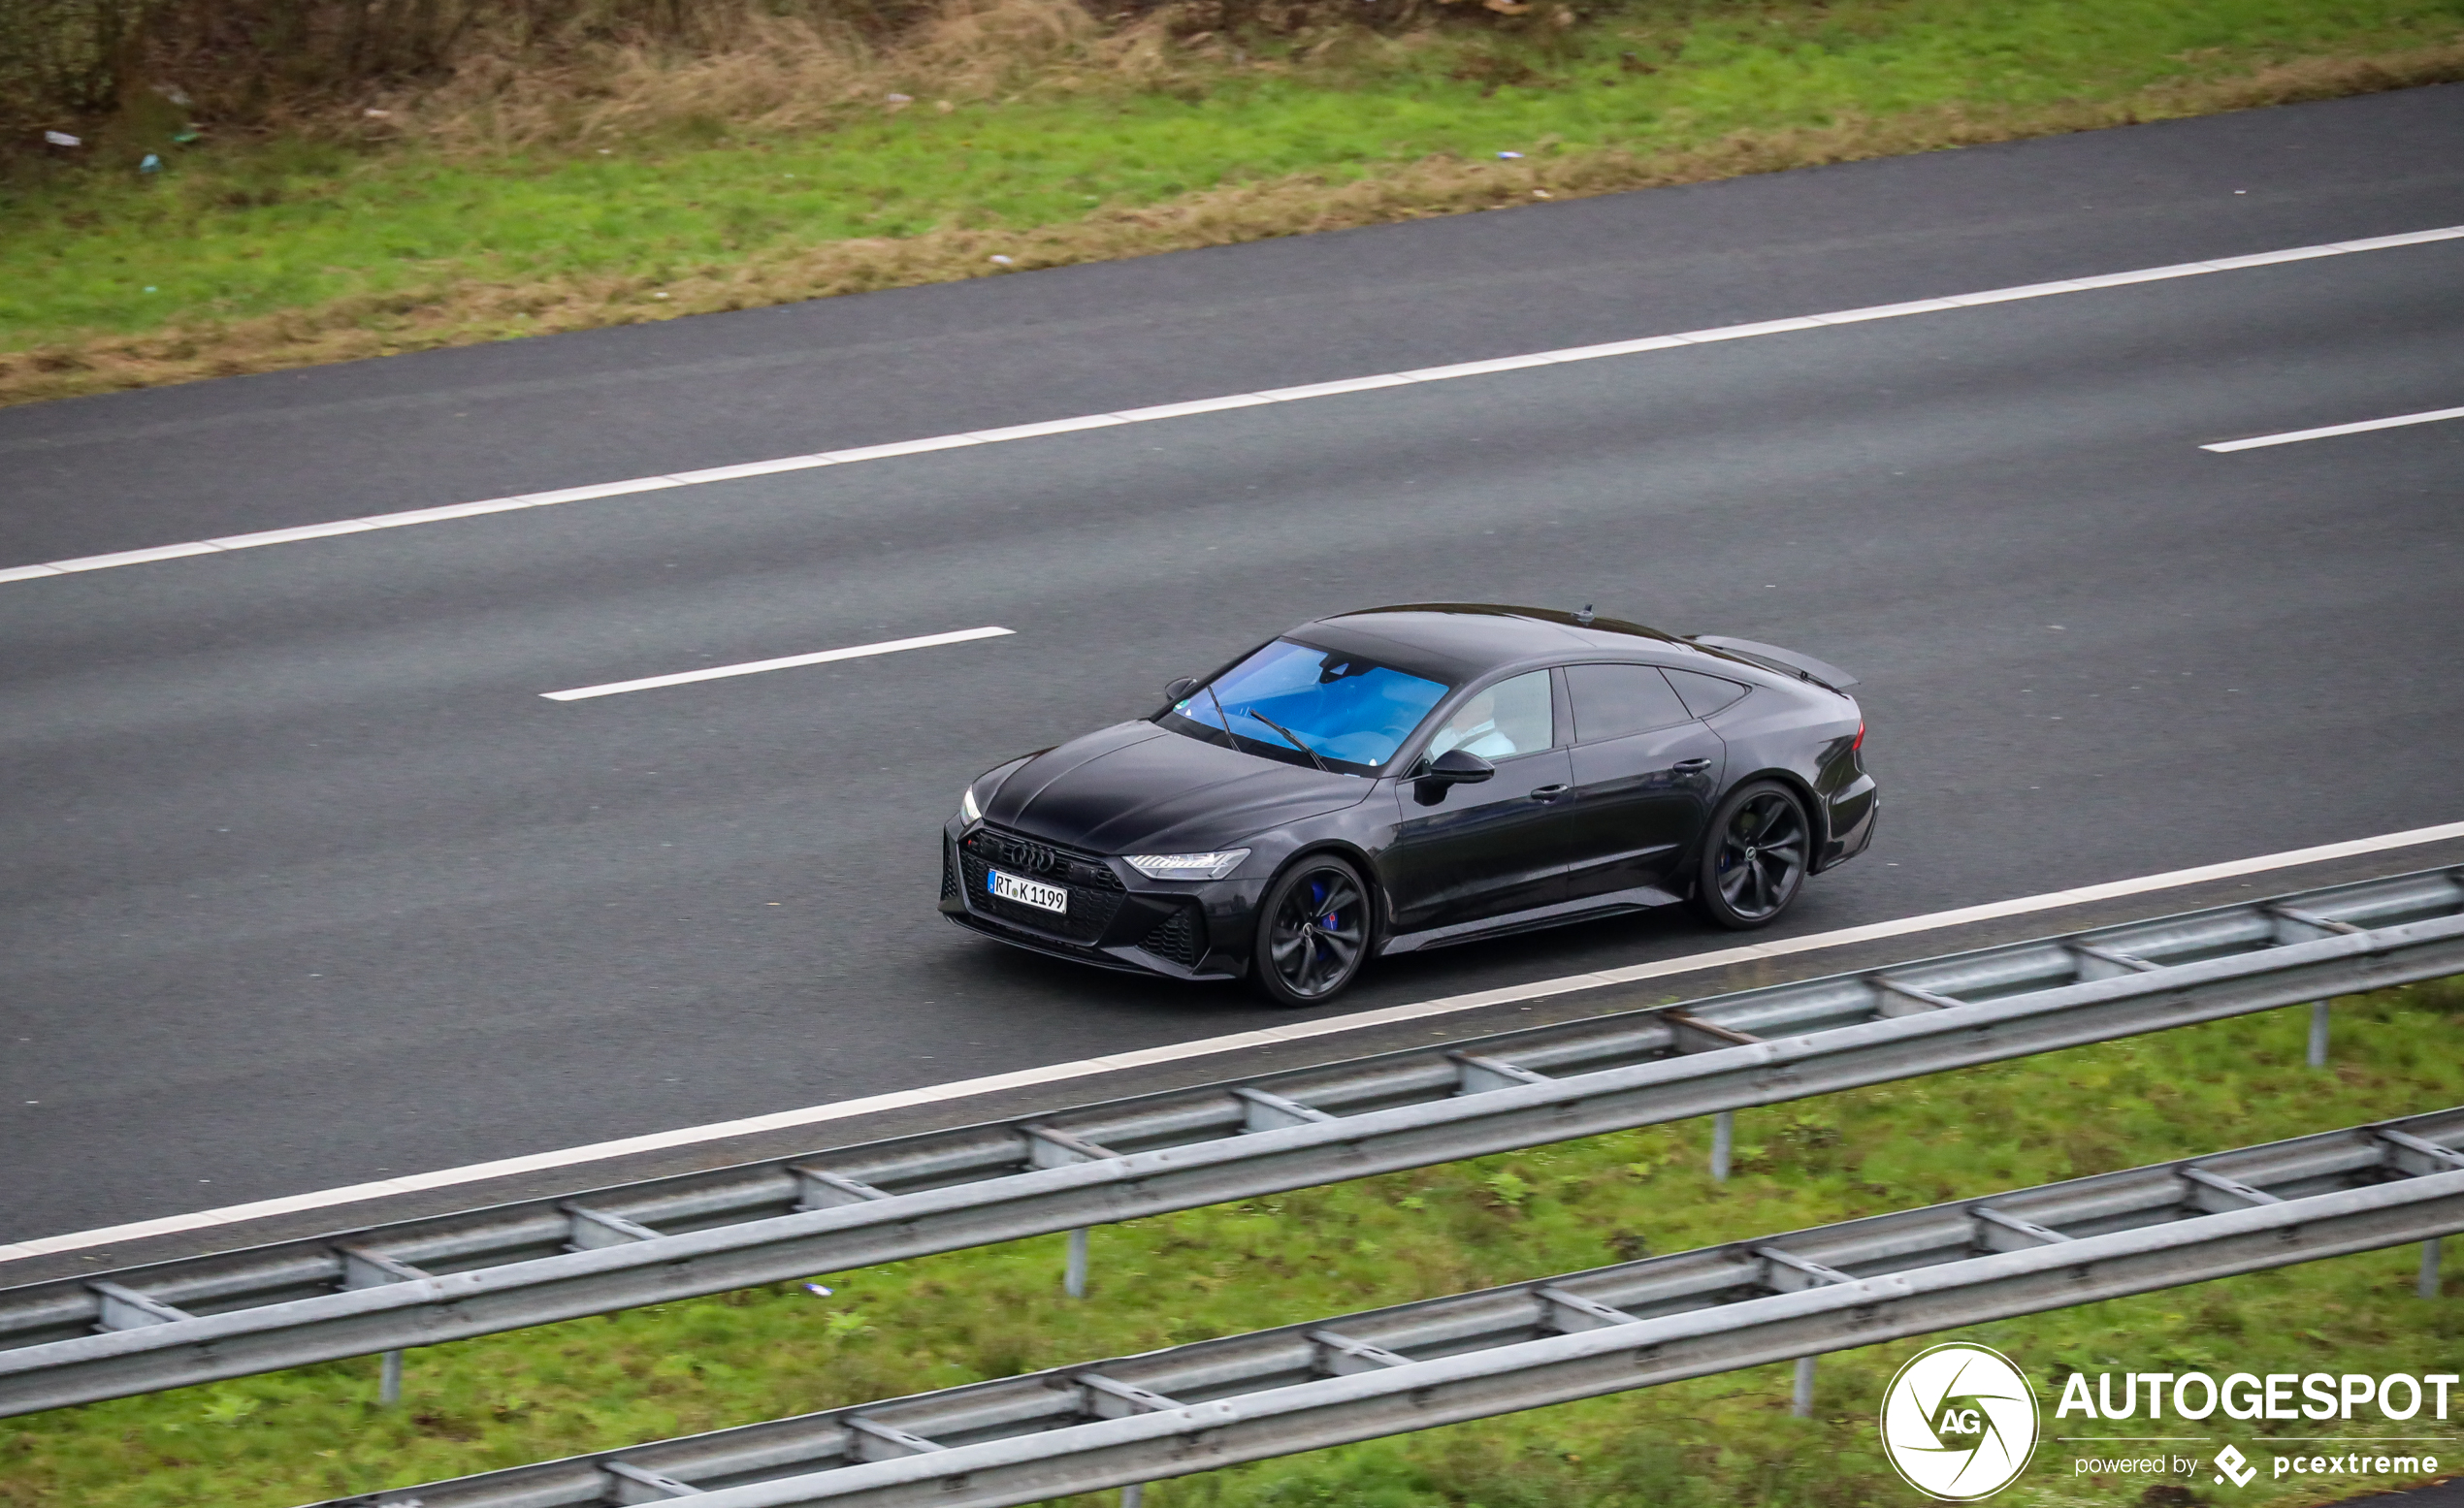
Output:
[
  {"left": 2202, "top": 402, "right": 2464, "bottom": 453},
  {"left": 541, "top": 626, "right": 1014, "bottom": 701}
]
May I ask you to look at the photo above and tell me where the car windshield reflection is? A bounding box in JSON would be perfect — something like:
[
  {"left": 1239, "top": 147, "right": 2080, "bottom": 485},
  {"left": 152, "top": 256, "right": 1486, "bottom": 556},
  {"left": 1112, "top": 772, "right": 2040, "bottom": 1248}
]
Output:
[{"left": 1163, "top": 640, "right": 1451, "bottom": 774}]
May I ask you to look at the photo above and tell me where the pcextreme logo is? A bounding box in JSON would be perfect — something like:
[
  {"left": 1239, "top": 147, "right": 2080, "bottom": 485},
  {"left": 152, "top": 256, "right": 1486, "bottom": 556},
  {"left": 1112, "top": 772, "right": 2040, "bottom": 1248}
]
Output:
[
  {"left": 2214, "top": 1444, "right": 2258, "bottom": 1487},
  {"left": 1880, "top": 1343, "right": 2043, "bottom": 1501}
]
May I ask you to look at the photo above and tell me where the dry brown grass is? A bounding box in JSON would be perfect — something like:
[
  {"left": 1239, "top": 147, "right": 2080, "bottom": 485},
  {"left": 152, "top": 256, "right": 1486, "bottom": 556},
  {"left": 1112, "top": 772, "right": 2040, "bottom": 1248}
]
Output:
[
  {"left": 4, "top": 0, "right": 1200, "bottom": 142},
  {"left": 8, "top": 42, "right": 2460, "bottom": 412},
  {"left": 21, "top": 0, "right": 1330, "bottom": 151},
  {"left": 388, "top": 0, "right": 1216, "bottom": 154}
]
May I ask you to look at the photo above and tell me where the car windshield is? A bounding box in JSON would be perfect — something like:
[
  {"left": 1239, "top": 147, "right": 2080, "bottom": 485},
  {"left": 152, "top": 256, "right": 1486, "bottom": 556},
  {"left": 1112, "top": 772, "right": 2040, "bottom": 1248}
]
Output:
[{"left": 1163, "top": 640, "right": 1452, "bottom": 773}]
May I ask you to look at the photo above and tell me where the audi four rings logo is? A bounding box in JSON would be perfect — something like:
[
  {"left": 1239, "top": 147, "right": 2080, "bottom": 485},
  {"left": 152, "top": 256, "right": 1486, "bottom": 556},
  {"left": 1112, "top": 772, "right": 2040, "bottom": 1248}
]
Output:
[
  {"left": 1880, "top": 1343, "right": 2042, "bottom": 1500},
  {"left": 977, "top": 833, "right": 1057, "bottom": 872}
]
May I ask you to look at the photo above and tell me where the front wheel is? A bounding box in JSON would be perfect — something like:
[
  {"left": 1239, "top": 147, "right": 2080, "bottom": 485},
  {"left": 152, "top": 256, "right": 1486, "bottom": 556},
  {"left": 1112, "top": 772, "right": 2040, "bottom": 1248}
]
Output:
[
  {"left": 1251, "top": 856, "right": 1372, "bottom": 1007},
  {"left": 1694, "top": 780, "right": 1811, "bottom": 930}
]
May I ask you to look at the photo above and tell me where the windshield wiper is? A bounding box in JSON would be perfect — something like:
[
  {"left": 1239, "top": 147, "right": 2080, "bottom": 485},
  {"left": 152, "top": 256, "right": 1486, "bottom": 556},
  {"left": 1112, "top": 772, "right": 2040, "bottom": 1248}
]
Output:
[
  {"left": 1201, "top": 682, "right": 1257, "bottom": 758},
  {"left": 1242, "top": 707, "right": 1332, "bottom": 774}
]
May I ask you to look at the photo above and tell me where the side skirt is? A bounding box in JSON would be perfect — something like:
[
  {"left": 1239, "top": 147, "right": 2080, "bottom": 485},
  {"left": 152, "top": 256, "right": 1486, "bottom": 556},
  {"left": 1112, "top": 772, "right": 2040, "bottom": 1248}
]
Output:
[{"left": 1378, "top": 884, "right": 1682, "bottom": 956}]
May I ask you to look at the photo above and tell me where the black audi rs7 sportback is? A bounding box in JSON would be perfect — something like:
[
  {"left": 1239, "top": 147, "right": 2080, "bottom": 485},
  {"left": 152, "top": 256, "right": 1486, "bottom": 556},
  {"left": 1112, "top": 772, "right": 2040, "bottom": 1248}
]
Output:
[{"left": 942, "top": 604, "right": 1877, "bottom": 1006}]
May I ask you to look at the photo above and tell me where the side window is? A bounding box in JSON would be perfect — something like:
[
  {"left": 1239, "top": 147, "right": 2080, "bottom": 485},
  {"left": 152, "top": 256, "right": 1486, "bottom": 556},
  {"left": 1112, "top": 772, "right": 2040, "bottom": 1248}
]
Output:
[
  {"left": 1426, "top": 670, "right": 1555, "bottom": 760},
  {"left": 1666, "top": 667, "right": 1750, "bottom": 719},
  {"left": 1566, "top": 663, "right": 1692, "bottom": 742}
]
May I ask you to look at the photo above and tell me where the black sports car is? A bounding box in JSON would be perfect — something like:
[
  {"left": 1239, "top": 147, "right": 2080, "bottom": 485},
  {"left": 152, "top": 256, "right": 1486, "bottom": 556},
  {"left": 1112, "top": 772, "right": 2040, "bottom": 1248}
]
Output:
[{"left": 942, "top": 604, "right": 1876, "bottom": 1005}]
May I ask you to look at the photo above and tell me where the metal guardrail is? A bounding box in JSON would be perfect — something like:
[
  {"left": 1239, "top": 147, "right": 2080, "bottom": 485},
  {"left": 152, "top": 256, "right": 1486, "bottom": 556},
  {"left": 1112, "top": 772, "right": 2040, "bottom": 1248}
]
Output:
[
  {"left": 4, "top": 865, "right": 2460, "bottom": 1417},
  {"left": 316, "top": 1107, "right": 2464, "bottom": 1508}
]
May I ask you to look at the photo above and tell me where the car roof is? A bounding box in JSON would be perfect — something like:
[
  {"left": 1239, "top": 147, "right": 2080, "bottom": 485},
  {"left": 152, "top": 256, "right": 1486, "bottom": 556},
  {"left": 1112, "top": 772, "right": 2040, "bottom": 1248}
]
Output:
[{"left": 1292, "top": 603, "right": 1691, "bottom": 683}]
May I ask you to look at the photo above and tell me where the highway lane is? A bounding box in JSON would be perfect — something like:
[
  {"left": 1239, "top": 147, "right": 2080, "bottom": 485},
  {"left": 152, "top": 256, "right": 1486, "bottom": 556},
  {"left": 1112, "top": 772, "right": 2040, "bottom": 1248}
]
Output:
[
  {"left": 5, "top": 97, "right": 2464, "bottom": 1245},
  {"left": 3, "top": 84, "right": 2461, "bottom": 564}
]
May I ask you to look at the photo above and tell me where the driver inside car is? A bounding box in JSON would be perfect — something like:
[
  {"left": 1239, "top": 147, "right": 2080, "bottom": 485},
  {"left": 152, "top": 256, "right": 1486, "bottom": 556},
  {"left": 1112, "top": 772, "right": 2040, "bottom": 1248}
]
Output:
[{"left": 1423, "top": 671, "right": 1551, "bottom": 760}]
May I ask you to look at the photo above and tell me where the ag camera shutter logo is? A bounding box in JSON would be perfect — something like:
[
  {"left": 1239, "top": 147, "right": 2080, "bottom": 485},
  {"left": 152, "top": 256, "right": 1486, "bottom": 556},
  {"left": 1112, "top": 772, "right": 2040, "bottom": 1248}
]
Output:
[{"left": 1881, "top": 1342, "right": 2041, "bottom": 1500}]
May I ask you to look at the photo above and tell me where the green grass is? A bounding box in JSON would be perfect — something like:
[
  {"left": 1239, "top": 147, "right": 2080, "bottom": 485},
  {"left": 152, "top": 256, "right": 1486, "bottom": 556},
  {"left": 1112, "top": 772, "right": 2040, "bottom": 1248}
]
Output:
[
  {"left": 4, "top": 0, "right": 2461, "bottom": 359},
  {"left": 5, "top": 979, "right": 2460, "bottom": 1507}
]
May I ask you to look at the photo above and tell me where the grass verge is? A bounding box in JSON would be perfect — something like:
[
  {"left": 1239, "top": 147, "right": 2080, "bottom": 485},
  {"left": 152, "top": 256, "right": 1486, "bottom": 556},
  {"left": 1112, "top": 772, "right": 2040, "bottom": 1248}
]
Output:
[
  {"left": 4, "top": 0, "right": 2461, "bottom": 409},
  {"left": 2, "top": 977, "right": 2460, "bottom": 1507}
]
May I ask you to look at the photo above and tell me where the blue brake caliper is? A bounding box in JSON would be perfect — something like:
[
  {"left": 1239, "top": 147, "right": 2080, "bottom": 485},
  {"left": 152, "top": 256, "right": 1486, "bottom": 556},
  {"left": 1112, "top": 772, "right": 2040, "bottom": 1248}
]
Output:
[{"left": 1311, "top": 877, "right": 1338, "bottom": 929}]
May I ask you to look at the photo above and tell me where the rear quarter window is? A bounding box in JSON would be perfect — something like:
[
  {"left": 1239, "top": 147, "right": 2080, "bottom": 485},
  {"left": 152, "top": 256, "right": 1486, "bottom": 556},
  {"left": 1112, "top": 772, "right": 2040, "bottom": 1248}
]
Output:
[{"left": 1666, "top": 668, "right": 1750, "bottom": 718}]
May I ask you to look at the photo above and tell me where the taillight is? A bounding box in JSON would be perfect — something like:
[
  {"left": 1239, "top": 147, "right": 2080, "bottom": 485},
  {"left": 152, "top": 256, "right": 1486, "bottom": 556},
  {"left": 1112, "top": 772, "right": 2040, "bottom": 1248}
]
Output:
[{"left": 1852, "top": 722, "right": 1865, "bottom": 752}]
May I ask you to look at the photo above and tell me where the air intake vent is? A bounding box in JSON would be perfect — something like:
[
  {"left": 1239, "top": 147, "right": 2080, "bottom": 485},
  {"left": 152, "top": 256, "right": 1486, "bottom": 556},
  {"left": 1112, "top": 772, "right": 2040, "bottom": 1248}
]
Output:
[{"left": 1139, "top": 906, "right": 1203, "bottom": 967}]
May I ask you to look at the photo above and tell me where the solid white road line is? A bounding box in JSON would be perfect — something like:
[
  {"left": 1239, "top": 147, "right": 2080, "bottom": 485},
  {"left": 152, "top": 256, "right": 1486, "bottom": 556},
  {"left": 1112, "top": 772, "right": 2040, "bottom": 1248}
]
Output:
[
  {"left": 2202, "top": 403, "right": 2464, "bottom": 453},
  {"left": 7, "top": 817, "right": 2461, "bottom": 1264},
  {"left": 542, "top": 626, "right": 1014, "bottom": 701},
  {"left": 4, "top": 223, "right": 2459, "bottom": 590}
]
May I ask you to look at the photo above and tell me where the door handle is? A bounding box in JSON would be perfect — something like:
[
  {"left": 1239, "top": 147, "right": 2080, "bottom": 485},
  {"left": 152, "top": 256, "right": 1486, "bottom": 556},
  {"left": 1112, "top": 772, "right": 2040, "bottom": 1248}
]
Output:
[
  {"left": 1671, "top": 758, "right": 1712, "bottom": 773},
  {"left": 1528, "top": 784, "right": 1572, "bottom": 802}
]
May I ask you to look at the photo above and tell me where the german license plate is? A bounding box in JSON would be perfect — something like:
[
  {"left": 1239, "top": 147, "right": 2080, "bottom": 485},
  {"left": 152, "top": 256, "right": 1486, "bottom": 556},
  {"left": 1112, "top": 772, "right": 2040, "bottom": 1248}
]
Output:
[{"left": 989, "top": 868, "right": 1068, "bottom": 914}]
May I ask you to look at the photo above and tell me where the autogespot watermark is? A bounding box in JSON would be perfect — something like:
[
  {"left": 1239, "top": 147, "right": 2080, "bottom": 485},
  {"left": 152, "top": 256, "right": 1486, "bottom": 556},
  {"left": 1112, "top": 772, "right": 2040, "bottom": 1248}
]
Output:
[
  {"left": 1877, "top": 1345, "right": 2457, "bottom": 1500},
  {"left": 2057, "top": 1367, "right": 2454, "bottom": 1492},
  {"left": 1881, "top": 1343, "right": 2042, "bottom": 1500}
]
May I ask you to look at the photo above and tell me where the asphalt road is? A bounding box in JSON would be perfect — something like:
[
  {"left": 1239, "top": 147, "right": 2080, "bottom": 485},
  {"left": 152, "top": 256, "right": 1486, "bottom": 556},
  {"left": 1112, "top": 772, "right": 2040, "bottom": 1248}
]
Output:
[{"left": 3, "top": 85, "right": 2461, "bottom": 1246}]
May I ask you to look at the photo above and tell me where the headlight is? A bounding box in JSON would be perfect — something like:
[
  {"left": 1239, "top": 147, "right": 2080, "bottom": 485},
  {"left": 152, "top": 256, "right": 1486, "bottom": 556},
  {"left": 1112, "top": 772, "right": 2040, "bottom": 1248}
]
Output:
[
  {"left": 1124, "top": 850, "right": 1249, "bottom": 881},
  {"left": 957, "top": 786, "right": 983, "bottom": 824}
]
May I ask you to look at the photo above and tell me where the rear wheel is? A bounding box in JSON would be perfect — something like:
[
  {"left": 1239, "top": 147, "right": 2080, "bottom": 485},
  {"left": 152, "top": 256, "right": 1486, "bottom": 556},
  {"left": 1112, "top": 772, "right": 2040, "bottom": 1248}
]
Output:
[
  {"left": 1694, "top": 780, "right": 1811, "bottom": 929},
  {"left": 1251, "top": 856, "right": 1371, "bottom": 1007}
]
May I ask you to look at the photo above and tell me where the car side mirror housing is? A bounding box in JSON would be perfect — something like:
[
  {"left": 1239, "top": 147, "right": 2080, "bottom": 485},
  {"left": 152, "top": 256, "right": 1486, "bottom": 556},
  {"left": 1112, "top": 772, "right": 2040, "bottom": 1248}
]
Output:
[
  {"left": 1427, "top": 749, "right": 1495, "bottom": 784},
  {"left": 1163, "top": 676, "right": 1198, "bottom": 702},
  {"left": 1413, "top": 748, "right": 1494, "bottom": 803}
]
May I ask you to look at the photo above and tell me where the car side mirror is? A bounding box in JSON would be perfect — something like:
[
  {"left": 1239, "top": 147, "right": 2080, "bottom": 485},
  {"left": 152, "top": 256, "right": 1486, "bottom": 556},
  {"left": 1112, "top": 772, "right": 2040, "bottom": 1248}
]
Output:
[
  {"left": 1163, "top": 677, "right": 1198, "bottom": 702},
  {"left": 1413, "top": 748, "right": 1494, "bottom": 803}
]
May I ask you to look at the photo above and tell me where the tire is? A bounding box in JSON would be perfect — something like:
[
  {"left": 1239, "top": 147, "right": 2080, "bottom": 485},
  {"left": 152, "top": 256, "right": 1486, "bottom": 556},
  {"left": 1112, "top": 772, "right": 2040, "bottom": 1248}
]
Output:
[
  {"left": 1694, "top": 780, "right": 1811, "bottom": 930},
  {"left": 1250, "top": 855, "right": 1373, "bottom": 1007}
]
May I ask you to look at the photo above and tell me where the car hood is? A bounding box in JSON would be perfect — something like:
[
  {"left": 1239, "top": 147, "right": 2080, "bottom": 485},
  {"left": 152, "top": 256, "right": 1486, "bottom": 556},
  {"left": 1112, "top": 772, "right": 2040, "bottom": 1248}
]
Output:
[{"left": 984, "top": 722, "right": 1373, "bottom": 853}]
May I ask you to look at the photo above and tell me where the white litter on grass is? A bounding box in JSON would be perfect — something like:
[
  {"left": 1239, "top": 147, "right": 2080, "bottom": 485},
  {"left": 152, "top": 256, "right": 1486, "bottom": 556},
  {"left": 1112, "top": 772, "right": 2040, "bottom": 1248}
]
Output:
[
  {"left": 1496, "top": 150, "right": 1523, "bottom": 159},
  {"left": 804, "top": 1284, "right": 834, "bottom": 1297},
  {"left": 989, "top": 254, "right": 1015, "bottom": 266},
  {"left": 44, "top": 131, "right": 81, "bottom": 147}
]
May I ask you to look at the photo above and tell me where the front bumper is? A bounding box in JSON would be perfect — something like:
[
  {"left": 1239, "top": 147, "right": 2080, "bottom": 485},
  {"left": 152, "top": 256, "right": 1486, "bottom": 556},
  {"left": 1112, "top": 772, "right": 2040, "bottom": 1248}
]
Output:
[{"left": 940, "top": 823, "right": 1249, "bottom": 981}]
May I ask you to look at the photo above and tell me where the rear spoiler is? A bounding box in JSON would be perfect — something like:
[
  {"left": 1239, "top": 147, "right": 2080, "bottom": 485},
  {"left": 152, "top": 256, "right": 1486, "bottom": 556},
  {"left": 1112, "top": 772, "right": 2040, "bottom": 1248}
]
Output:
[{"left": 1685, "top": 634, "right": 1861, "bottom": 692}]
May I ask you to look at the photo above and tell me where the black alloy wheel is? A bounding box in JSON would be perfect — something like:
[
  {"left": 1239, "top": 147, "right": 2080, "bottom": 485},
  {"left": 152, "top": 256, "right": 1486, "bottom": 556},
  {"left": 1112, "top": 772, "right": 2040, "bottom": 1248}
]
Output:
[
  {"left": 1252, "top": 856, "right": 1372, "bottom": 1007},
  {"left": 1695, "top": 780, "right": 1811, "bottom": 930}
]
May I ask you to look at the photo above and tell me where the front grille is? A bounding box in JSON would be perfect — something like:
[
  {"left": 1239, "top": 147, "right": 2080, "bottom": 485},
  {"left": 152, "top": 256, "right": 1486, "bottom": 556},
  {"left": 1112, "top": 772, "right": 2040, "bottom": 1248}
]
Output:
[
  {"left": 958, "top": 826, "right": 1125, "bottom": 944},
  {"left": 960, "top": 827, "right": 1123, "bottom": 891},
  {"left": 1137, "top": 906, "right": 1203, "bottom": 968}
]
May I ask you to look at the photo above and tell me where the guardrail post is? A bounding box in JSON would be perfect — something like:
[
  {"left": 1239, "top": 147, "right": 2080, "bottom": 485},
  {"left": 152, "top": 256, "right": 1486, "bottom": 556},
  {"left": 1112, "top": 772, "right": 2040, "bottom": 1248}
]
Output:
[
  {"left": 1711, "top": 1110, "right": 1735, "bottom": 1182},
  {"left": 378, "top": 1348, "right": 404, "bottom": 1405},
  {"left": 1792, "top": 1355, "right": 1815, "bottom": 1418},
  {"left": 2422, "top": 1237, "right": 2444, "bottom": 1299},
  {"left": 1121, "top": 1484, "right": 1145, "bottom": 1506},
  {"left": 2308, "top": 1002, "right": 2331, "bottom": 1068},
  {"left": 1065, "top": 1228, "right": 1090, "bottom": 1300}
]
